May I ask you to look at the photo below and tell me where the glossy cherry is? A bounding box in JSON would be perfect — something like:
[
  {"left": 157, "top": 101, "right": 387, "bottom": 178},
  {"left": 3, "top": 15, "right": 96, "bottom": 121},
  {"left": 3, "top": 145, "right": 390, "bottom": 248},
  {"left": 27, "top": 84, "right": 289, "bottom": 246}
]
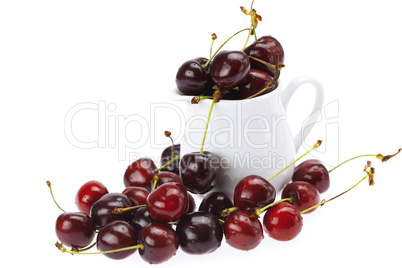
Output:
[
  {"left": 243, "top": 35, "right": 284, "bottom": 77},
  {"left": 123, "top": 157, "right": 157, "bottom": 192},
  {"left": 210, "top": 50, "right": 250, "bottom": 89},
  {"left": 128, "top": 206, "right": 154, "bottom": 233},
  {"left": 176, "top": 211, "right": 223, "bottom": 254},
  {"left": 176, "top": 57, "right": 213, "bottom": 96},
  {"left": 146, "top": 182, "right": 189, "bottom": 223},
  {"left": 75, "top": 180, "right": 109, "bottom": 216},
  {"left": 223, "top": 210, "right": 264, "bottom": 251},
  {"left": 97, "top": 220, "right": 137, "bottom": 260},
  {"left": 55, "top": 212, "right": 96, "bottom": 248},
  {"left": 155, "top": 171, "right": 183, "bottom": 188},
  {"left": 292, "top": 159, "right": 330, "bottom": 193},
  {"left": 263, "top": 202, "right": 303, "bottom": 241},
  {"left": 179, "top": 152, "right": 221, "bottom": 194},
  {"left": 122, "top": 186, "right": 149, "bottom": 207},
  {"left": 233, "top": 175, "right": 276, "bottom": 210},
  {"left": 199, "top": 191, "right": 234, "bottom": 220},
  {"left": 238, "top": 68, "right": 275, "bottom": 99},
  {"left": 90, "top": 192, "right": 132, "bottom": 228},
  {"left": 160, "top": 144, "right": 181, "bottom": 174},
  {"left": 138, "top": 222, "right": 179, "bottom": 264},
  {"left": 281, "top": 181, "right": 320, "bottom": 213}
]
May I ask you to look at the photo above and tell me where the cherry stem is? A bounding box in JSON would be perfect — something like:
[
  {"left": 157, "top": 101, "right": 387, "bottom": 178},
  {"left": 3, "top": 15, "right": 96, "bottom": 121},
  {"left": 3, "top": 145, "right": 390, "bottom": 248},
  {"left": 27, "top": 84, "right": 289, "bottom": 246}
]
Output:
[
  {"left": 77, "top": 242, "right": 97, "bottom": 252},
  {"left": 46, "top": 181, "right": 66, "bottom": 213},
  {"left": 300, "top": 162, "right": 375, "bottom": 214},
  {"left": 164, "top": 131, "right": 175, "bottom": 161},
  {"left": 247, "top": 55, "right": 277, "bottom": 69},
  {"left": 241, "top": 25, "right": 253, "bottom": 51},
  {"left": 155, "top": 154, "right": 180, "bottom": 173},
  {"left": 191, "top": 95, "right": 213, "bottom": 104},
  {"left": 200, "top": 98, "right": 216, "bottom": 154},
  {"left": 112, "top": 204, "right": 147, "bottom": 214},
  {"left": 328, "top": 148, "right": 401, "bottom": 173},
  {"left": 267, "top": 140, "right": 323, "bottom": 182},
  {"left": 204, "top": 28, "right": 250, "bottom": 68},
  {"left": 250, "top": 0, "right": 258, "bottom": 42},
  {"left": 254, "top": 196, "right": 294, "bottom": 217},
  {"left": 56, "top": 241, "right": 144, "bottom": 255},
  {"left": 220, "top": 206, "right": 238, "bottom": 218}
]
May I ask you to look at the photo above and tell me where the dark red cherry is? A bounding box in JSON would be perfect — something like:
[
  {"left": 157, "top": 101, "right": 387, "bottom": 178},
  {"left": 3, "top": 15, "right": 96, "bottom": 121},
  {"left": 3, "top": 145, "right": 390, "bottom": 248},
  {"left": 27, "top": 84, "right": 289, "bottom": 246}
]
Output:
[
  {"left": 281, "top": 181, "right": 320, "bottom": 213},
  {"left": 75, "top": 180, "right": 108, "bottom": 216},
  {"left": 199, "top": 191, "right": 234, "bottom": 220},
  {"left": 123, "top": 157, "right": 157, "bottom": 192},
  {"left": 176, "top": 57, "right": 213, "bottom": 95},
  {"left": 176, "top": 211, "right": 223, "bottom": 254},
  {"left": 186, "top": 193, "right": 196, "bottom": 214},
  {"left": 160, "top": 144, "right": 181, "bottom": 174},
  {"left": 243, "top": 35, "right": 284, "bottom": 77},
  {"left": 138, "top": 222, "right": 179, "bottom": 264},
  {"left": 233, "top": 175, "right": 276, "bottom": 210},
  {"left": 210, "top": 50, "right": 250, "bottom": 89},
  {"left": 55, "top": 212, "right": 96, "bottom": 248},
  {"left": 238, "top": 68, "right": 275, "bottom": 99},
  {"left": 146, "top": 182, "right": 189, "bottom": 223},
  {"left": 263, "top": 202, "right": 303, "bottom": 241},
  {"left": 179, "top": 152, "right": 221, "bottom": 194},
  {"left": 223, "top": 210, "right": 264, "bottom": 251},
  {"left": 155, "top": 171, "right": 183, "bottom": 188},
  {"left": 90, "top": 192, "right": 132, "bottom": 228},
  {"left": 122, "top": 186, "right": 149, "bottom": 207},
  {"left": 128, "top": 207, "right": 154, "bottom": 233},
  {"left": 96, "top": 221, "right": 137, "bottom": 260},
  {"left": 222, "top": 88, "right": 240, "bottom": 100},
  {"left": 292, "top": 159, "right": 330, "bottom": 193}
]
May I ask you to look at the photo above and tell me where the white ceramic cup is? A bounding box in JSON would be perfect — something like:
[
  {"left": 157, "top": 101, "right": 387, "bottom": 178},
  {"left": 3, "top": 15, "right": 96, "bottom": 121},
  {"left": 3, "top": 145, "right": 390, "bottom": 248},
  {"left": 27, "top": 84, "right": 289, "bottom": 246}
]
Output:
[{"left": 174, "top": 76, "right": 324, "bottom": 198}]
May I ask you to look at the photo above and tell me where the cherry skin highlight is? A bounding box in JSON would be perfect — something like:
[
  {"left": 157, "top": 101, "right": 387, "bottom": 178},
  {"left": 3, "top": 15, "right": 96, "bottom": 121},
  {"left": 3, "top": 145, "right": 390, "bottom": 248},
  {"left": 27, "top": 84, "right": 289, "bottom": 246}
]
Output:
[
  {"left": 176, "top": 58, "right": 213, "bottom": 96},
  {"left": 138, "top": 222, "right": 179, "bottom": 264},
  {"left": 122, "top": 186, "right": 149, "bottom": 207},
  {"left": 263, "top": 202, "right": 303, "bottom": 241},
  {"left": 223, "top": 210, "right": 264, "bottom": 251},
  {"left": 96, "top": 221, "right": 137, "bottom": 260},
  {"left": 238, "top": 68, "right": 275, "bottom": 99},
  {"left": 75, "top": 180, "right": 109, "bottom": 216},
  {"left": 281, "top": 181, "right": 320, "bottom": 213},
  {"left": 123, "top": 157, "right": 157, "bottom": 192},
  {"left": 128, "top": 206, "right": 154, "bottom": 233},
  {"left": 234, "top": 175, "right": 276, "bottom": 210},
  {"left": 292, "top": 159, "right": 330, "bottom": 193},
  {"left": 55, "top": 212, "right": 96, "bottom": 249}
]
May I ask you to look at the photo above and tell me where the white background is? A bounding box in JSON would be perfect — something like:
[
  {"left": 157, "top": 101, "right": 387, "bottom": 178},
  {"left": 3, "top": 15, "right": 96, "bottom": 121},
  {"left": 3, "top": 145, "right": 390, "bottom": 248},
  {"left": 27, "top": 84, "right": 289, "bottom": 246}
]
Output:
[{"left": 1, "top": 0, "right": 401, "bottom": 267}]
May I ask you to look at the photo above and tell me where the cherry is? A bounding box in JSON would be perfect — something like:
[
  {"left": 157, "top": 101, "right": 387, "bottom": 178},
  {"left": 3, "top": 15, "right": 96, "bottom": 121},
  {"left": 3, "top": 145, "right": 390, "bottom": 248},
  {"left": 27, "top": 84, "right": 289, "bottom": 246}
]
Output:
[
  {"left": 138, "top": 222, "right": 179, "bottom": 264},
  {"left": 160, "top": 144, "right": 181, "bottom": 174},
  {"left": 146, "top": 182, "right": 189, "bottom": 223},
  {"left": 233, "top": 175, "right": 276, "bottom": 210},
  {"left": 75, "top": 180, "right": 109, "bottom": 216},
  {"left": 223, "top": 210, "right": 264, "bottom": 251},
  {"left": 281, "top": 181, "right": 320, "bottom": 213},
  {"left": 176, "top": 57, "right": 213, "bottom": 96},
  {"left": 262, "top": 202, "right": 303, "bottom": 241},
  {"left": 55, "top": 212, "right": 96, "bottom": 249},
  {"left": 210, "top": 50, "right": 250, "bottom": 89},
  {"left": 176, "top": 211, "right": 223, "bottom": 254},
  {"left": 243, "top": 35, "right": 284, "bottom": 77},
  {"left": 222, "top": 88, "right": 240, "bottom": 100},
  {"left": 122, "top": 186, "right": 149, "bottom": 208},
  {"left": 128, "top": 207, "right": 154, "bottom": 233},
  {"left": 96, "top": 221, "right": 137, "bottom": 260},
  {"left": 155, "top": 171, "right": 183, "bottom": 188},
  {"left": 238, "top": 68, "right": 275, "bottom": 99},
  {"left": 90, "top": 192, "right": 132, "bottom": 228},
  {"left": 123, "top": 157, "right": 157, "bottom": 192},
  {"left": 180, "top": 152, "right": 221, "bottom": 194},
  {"left": 198, "top": 191, "right": 234, "bottom": 220},
  {"left": 292, "top": 159, "right": 330, "bottom": 193},
  {"left": 186, "top": 193, "right": 197, "bottom": 213}
]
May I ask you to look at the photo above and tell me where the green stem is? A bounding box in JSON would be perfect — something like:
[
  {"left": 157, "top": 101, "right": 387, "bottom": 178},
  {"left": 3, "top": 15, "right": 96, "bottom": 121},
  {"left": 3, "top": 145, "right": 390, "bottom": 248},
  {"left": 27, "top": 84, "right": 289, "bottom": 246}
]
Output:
[
  {"left": 256, "top": 197, "right": 294, "bottom": 215},
  {"left": 250, "top": 0, "right": 258, "bottom": 41},
  {"left": 155, "top": 154, "right": 180, "bottom": 172},
  {"left": 200, "top": 99, "right": 215, "bottom": 154},
  {"left": 204, "top": 28, "right": 249, "bottom": 68},
  {"left": 267, "top": 140, "right": 323, "bottom": 182},
  {"left": 241, "top": 25, "right": 253, "bottom": 51},
  {"left": 112, "top": 204, "right": 147, "bottom": 214},
  {"left": 46, "top": 181, "right": 66, "bottom": 213},
  {"left": 300, "top": 174, "right": 369, "bottom": 214},
  {"left": 77, "top": 242, "right": 97, "bottom": 252},
  {"left": 328, "top": 154, "right": 379, "bottom": 173},
  {"left": 56, "top": 242, "right": 144, "bottom": 255}
]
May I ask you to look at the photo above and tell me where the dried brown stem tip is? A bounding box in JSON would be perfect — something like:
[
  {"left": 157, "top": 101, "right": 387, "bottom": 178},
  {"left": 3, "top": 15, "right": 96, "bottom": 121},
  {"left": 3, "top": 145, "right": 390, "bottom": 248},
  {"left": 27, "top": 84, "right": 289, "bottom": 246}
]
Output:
[
  {"left": 376, "top": 148, "right": 402, "bottom": 162},
  {"left": 191, "top": 96, "right": 201, "bottom": 104},
  {"left": 211, "top": 33, "right": 217, "bottom": 40},
  {"left": 364, "top": 161, "right": 375, "bottom": 186},
  {"left": 213, "top": 88, "right": 222, "bottom": 103},
  {"left": 164, "top": 131, "right": 171, "bottom": 137}
]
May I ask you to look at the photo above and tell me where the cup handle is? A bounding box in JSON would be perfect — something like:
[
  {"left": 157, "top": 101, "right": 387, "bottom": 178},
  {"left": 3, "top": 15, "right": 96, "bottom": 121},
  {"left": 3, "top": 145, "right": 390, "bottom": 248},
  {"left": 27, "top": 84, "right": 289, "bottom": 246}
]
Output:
[{"left": 281, "top": 76, "right": 325, "bottom": 152}]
